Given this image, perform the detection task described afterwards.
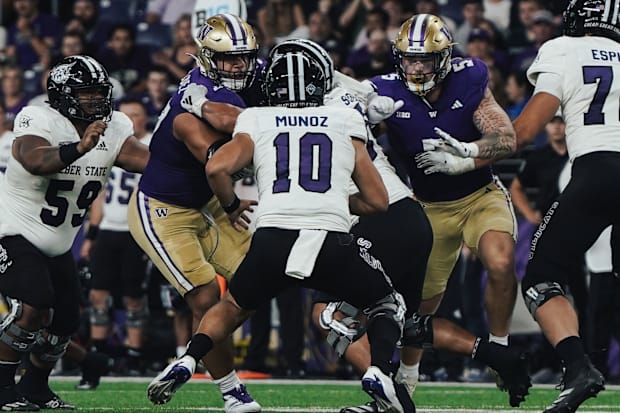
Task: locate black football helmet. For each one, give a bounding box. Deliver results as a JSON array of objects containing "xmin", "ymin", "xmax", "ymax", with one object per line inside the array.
[
  {"xmin": 47, "ymin": 55, "xmax": 113, "ymax": 122},
  {"xmin": 268, "ymin": 38, "xmax": 334, "ymax": 91},
  {"xmin": 263, "ymin": 52, "xmax": 326, "ymax": 108},
  {"xmin": 563, "ymin": 0, "xmax": 620, "ymax": 42}
]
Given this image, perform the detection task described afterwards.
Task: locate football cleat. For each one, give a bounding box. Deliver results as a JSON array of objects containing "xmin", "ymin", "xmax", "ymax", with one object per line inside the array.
[
  {"xmin": 147, "ymin": 355, "xmax": 196, "ymax": 405},
  {"xmin": 75, "ymin": 350, "xmax": 114, "ymax": 390},
  {"xmin": 28, "ymin": 394, "xmax": 75, "ymax": 410},
  {"xmin": 0, "ymin": 385, "xmax": 40, "ymax": 411},
  {"xmin": 222, "ymin": 384, "xmax": 262, "ymax": 412},
  {"xmin": 340, "ymin": 400, "xmax": 381, "ymax": 413},
  {"xmin": 543, "ymin": 356, "xmax": 605, "ymax": 413},
  {"xmin": 488, "ymin": 348, "xmax": 532, "ymax": 407},
  {"xmin": 361, "ymin": 366, "xmax": 415, "ymax": 413}
]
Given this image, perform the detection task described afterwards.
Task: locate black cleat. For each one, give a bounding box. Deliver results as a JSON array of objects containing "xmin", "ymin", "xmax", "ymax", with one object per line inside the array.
[
  {"xmin": 340, "ymin": 400, "xmax": 381, "ymax": 412},
  {"xmin": 0, "ymin": 385, "xmax": 40, "ymax": 411},
  {"xmin": 26, "ymin": 393, "xmax": 75, "ymax": 410},
  {"xmin": 490, "ymin": 350, "xmax": 532, "ymax": 407},
  {"xmin": 543, "ymin": 356, "xmax": 605, "ymax": 413},
  {"xmin": 75, "ymin": 351, "xmax": 113, "ymax": 390}
]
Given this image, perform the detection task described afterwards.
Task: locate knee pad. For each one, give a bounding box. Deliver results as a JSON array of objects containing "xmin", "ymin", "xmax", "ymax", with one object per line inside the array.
[
  {"xmin": 401, "ymin": 313, "xmax": 434, "ymax": 349},
  {"xmin": 523, "ymin": 281, "xmax": 565, "ymax": 319},
  {"xmin": 319, "ymin": 301, "xmax": 365, "ymax": 357},
  {"xmin": 0, "ymin": 298, "xmax": 39, "ymax": 352},
  {"xmin": 32, "ymin": 333, "xmax": 70, "ymax": 363},
  {"xmin": 126, "ymin": 307, "xmax": 149, "ymax": 329},
  {"xmin": 89, "ymin": 305, "xmax": 110, "ymax": 327},
  {"xmin": 363, "ymin": 291, "xmax": 406, "ymax": 332}
]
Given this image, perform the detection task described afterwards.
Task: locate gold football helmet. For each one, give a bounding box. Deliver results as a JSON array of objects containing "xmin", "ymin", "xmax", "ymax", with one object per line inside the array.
[
  {"xmin": 393, "ymin": 14, "xmax": 454, "ymax": 96},
  {"xmin": 193, "ymin": 13, "xmax": 258, "ymax": 91}
]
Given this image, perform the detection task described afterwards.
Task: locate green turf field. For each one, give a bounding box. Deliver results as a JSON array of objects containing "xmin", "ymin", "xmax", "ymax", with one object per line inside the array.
[{"xmin": 49, "ymin": 378, "xmax": 620, "ymax": 412}]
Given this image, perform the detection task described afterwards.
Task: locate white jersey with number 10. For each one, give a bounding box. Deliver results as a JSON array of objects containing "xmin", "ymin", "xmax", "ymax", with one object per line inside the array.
[{"xmin": 234, "ymin": 105, "xmax": 367, "ymax": 233}]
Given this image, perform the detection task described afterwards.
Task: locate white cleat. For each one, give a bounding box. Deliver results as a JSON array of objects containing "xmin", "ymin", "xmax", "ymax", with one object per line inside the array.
[
  {"xmin": 362, "ymin": 366, "xmax": 415, "ymax": 413},
  {"xmin": 222, "ymin": 384, "xmax": 262, "ymax": 412},
  {"xmin": 147, "ymin": 355, "xmax": 196, "ymax": 405}
]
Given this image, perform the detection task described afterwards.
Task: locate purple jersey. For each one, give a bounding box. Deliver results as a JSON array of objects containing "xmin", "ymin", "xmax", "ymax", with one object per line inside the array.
[
  {"xmin": 139, "ymin": 68, "xmax": 246, "ymax": 209},
  {"xmin": 371, "ymin": 57, "xmax": 493, "ymax": 202}
]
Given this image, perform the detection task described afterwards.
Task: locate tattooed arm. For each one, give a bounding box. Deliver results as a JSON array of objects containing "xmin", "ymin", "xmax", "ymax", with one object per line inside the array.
[{"xmin": 471, "ymin": 88, "xmax": 517, "ymax": 160}]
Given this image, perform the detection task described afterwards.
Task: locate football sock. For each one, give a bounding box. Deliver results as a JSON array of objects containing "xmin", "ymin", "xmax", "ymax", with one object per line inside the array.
[
  {"xmin": 489, "ymin": 334, "xmax": 509, "ymax": 346},
  {"xmin": 214, "ymin": 370, "xmax": 242, "ymax": 394}
]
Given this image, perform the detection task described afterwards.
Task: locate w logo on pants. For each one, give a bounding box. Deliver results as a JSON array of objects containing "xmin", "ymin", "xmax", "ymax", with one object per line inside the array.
[{"xmin": 155, "ymin": 208, "xmax": 168, "ymax": 218}]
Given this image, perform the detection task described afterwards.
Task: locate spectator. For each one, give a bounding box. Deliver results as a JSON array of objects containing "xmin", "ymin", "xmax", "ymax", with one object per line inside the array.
[
  {"xmin": 257, "ymin": 0, "xmax": 307, "ymax": 48},
  {"xmin": 307, "ymin": 11, "xmax": 339, "ymax": 50},
  {"xmin": 327, "ymin": 0, "xmax": 375, "ymax": 46},
  {"xmin": 510, "ymin": 9, "xmax": 558, "ymax": 72},
  {"xmin": 351, "ymin": 6, "xmax": 389, "ymax": 50},
  {"xmin": 0, "ymin": 102, "xmax": 15, "ymax": 173},
  {"xmin": 509, "ymin": 115, "xmax": 567, "ymax": 226},
  {"xmin": 487, "ymin": 65, "xmax": 508, "ymax": 109},
  {"xmin": 242, "ymin": 289, "xmax": 306, "ymax": 378},
  {"xmin": 344, "ymin": 28, "xmax": 393, "ymax": 80},
  {"xmin": 54, "ymin": 31, "xmax": 86, "ymax": 65},
  {"xmin": 151, "ymin": 14, "xmax": 195, "ymax": 84},
  {"xmin": 415, "ymin": 0, "xmax": 457, "ymax": 33},
  {"xmin": 126, "ymin": 66, "xmax": 171, "ymax": 131},
  {"xmin": 145, "ymin": 0, "xmax": 195, "ymax": 26},
  {"xmin": 65, "ymin": 0, "xmax": 110, "ymax": 56},
  {"xmin": 483, "ymin": 0, "xmax": 512, "ymax": 33},
  {"xmin": 381, "ymin": 0, "xmax": 407, "ymax": 40},
  {"xmin": 465, "ymin": 28, "xmax": 509, "ymax": 75},
  {"xmin": 507, "ymin": 0, "xmax": 545, "ymax": 49},
  {"xmin": 0, "ymin": 65, "xmax": 30, "ymax": 129},
  {"xmin": 80, "ymin": 99, "xmax": 152, "ymax": 376},
  {"xmin": 5, "ymin": 0, "xmax": 62, "ymax": 71},
  {"xmin": 504, "ymin": 70, "xmax": 532, "ymax": 120},
  {"xmin": 454, "ymin": 0, "xmax": 485, "ymax": 48},
  {"xmin": 97, "ymin": 24, "xmax": 153, "ymax": 93}
]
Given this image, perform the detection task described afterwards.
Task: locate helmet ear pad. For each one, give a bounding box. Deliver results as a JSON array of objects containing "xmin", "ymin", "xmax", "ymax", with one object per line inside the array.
[{"xmin": 47, "ymin": 55, "xmax": 113, "ymax": 122}]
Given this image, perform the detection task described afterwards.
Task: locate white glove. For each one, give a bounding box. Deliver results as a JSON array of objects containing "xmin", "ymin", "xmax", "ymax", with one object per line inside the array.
[
  {"xmin": 415, "ymin": 150, "xmax": 475, "ymax": 175},
  {"xmin": 180, "ymin": 83, "xmax": 209, "ymax": 117},
  {"xmin": 432, "ymin": 127, "xmax": 479, "ymax": 158},
  {"xmin": 366, "ymin": 93, "xmax": 405, "ymax": 124}
]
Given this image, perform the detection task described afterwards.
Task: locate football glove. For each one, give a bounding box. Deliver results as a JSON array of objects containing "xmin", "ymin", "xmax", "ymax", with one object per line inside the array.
[
  {"xmin": 426, "ymin": 127, "xmax": 479, "ymax": 158},
  {"xmin": 415, "ymin": 150, "xmax": 475, "ymax": 175},
  {"xmin": 180, "ymin": 83, "xmax": 208, "ymax": 117},
  {"xmin": 366, "ymin": 93, "xmax": 404, "ymax": 124}
]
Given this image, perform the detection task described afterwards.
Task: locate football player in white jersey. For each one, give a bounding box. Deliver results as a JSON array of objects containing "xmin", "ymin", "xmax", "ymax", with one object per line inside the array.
[
  {"xmin": 271, "ymin": 39, "xmax": 530, "ymax": 413},
  {"xmin": 511, "ymin": 1, "xmax": 618, "ymax": 411},
  {"xmin": 80, "ymin": 99, "xmax": 153, "ymax": 381},
  {"xmin": 0, "ymin": 102, "xmax": 15, "ymax": 174},
  {"xmin": 0, "ymin": 55, "xmax": 149, "ymax": 410},
  {"xmin": 147, "ymin": 51, "xmax": 416, "ymax": 413}
]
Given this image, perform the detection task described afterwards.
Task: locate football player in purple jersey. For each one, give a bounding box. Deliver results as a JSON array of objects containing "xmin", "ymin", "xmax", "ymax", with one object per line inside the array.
[
  {"xmin": 370, "ymin": 13, "xmax": 519, "ymax": 395},
  {"xmin": 127, "ymin": 13, "xmax": 261, "ymax": 413}
]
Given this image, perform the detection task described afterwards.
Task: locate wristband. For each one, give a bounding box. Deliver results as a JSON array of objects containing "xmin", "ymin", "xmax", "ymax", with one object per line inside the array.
[
  {"xmin": 59, "ymin": 142, "xmax": 82, "ymax": 165},
  {"xmin": 85, "ymin": 225, "xmax": 99, "ymax": 240},
  {"xmin": 223, "ymin": 195, "xmax": 240, "ymax": 214}
]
